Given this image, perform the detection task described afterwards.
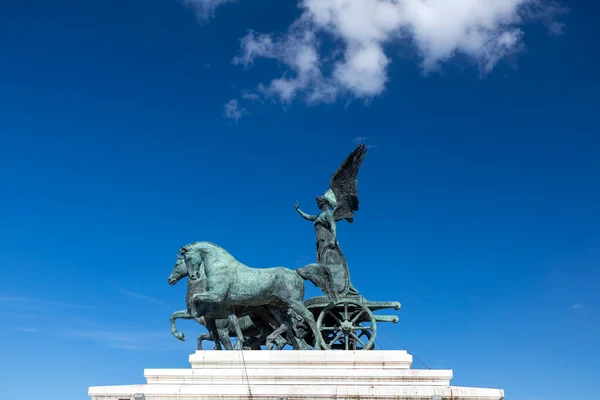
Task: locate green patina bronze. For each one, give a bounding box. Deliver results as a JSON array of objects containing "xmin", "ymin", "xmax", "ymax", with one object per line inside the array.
[
  {"xmin": 168, "ymin": 144, "xmax": 401, "ymax": 351},
  {"xmin": 295, "ymin": 144, "xmax": 367, "ymax": 300}
]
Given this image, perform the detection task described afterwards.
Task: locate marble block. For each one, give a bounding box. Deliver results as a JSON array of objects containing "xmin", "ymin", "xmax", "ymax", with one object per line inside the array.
[{"xmin": 88, "ymin": 350, "xmax": 504, "ymax": 400}]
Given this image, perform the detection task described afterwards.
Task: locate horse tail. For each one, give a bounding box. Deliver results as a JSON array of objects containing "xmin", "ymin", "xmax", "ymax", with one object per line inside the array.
[
  {"xmin": 296, "ymin": 269, "xmax": 308, "ymax": 281},
  {"xmin": 296, "ymin": 266, "xmax": 337, "ymax": 301}
]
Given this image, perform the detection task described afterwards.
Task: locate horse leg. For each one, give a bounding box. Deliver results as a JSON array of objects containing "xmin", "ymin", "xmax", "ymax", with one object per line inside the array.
[
  {"xmin": 247, "ymin": 327, "xmax": 268, "ymax": 350},
  {"xmin": 227, "ymin": 312, "xmax": 246, "ymax": 350},
  {"xmin": 266, "ymin": 323, "xmax": 288, "ymax": 350},
  {"xmin": 266, "ymin": 308, "xmax": 298, "ymax": 350},
  {"xmin": 246, "ymin": 335, "xmax": 263, "ymax": 350},
  {"xmin": 280, "ymin": 311, "xmax": 301, "ymax": 350},
  {"xmin": 218, "ymin": 322, "xmax": 234, "ymax": 350},
  {"xmin": 170, "ymin": 310, "xmax": 193, "ymax": 341},
  {"xmin": 205, "ymin": 317, "xmax": 223, "ymax": 350},
  {"xmin": 270, "ymin": 308, "xmax": 300, "ymax": 350},
  {"xmin": 197, "ymin": 332, "xmax": 212, "ymax": 350},
  {"xmin": 189, "ymin": 291, "xmax": 232, "ymax": 350},
  {"xmin": 247, "ymin": 313, "xmax": 272, "ymax": 350},
  {"xmin": 294, "ymin": 323, "xmax": 312, "ymax": 350},
  {"xmin": 288, "ymin": 310, "xmax": 311, "ymax": 350},
  {"xmin": 275, "ymin": 335, "xmax": 288, "ymax": 350},
  {"xmin": 289, "ymin": 302, "xmax": 322, "ymax": 350}
]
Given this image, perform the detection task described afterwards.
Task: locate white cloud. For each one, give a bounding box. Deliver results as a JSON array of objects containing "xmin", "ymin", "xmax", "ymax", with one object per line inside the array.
[
  {"xmin": 234, "ymin": 26, "xmax": 338, "ymax": 104},
  {"xmin": 570, "ymin": 303, "xmax": 584, "ymax": 309},
  {"xmin": 223, "ymin": 99, "xmax": 248, "ymax": 121},
  {"xmin": 224, "ymin": 0, "xmax": 565, "ymax": 103},
  {"xmin": 183, "ymin": 0, "xmax": 235, "ymax": 19}
]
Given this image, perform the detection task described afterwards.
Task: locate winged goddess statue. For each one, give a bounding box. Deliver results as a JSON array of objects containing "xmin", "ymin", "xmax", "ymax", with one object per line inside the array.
[{"xmin": 295, "ymin": 144, "xmax": 368, "ymax": 300}]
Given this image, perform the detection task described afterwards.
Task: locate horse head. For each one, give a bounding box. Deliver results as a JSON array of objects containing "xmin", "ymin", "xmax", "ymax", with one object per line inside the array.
[
  {"xmin": 168, "ymin": 255, "xmax": 188, "ymax": 285},
  {"xmin": 178, "ymin": 245, "xmax": 207, "ymax": 281}
]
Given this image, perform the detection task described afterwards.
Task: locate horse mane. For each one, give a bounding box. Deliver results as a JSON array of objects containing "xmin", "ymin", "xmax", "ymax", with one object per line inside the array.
[
  {"xmin": 181, "ymin": 241, "xmax": 235, "ymax": 261},
  {"xmin": 185, "ymin": 241, "xmax": 226, "ymax": 251}
]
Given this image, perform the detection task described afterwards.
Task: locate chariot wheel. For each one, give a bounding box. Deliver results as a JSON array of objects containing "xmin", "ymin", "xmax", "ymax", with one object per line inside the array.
[{"xmin": 316, "ymin": 299, "xmax": 376, "ymax": 350}]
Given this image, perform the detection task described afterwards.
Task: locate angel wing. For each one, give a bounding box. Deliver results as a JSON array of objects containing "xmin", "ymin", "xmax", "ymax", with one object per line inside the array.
[{"xmin": 330, "ymin": 144, "xmax": 368, "ymax": 222}]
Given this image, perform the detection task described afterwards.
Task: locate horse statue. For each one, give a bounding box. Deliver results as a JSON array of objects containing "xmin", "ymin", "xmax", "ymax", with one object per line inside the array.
[
  {"xmin": 169, "ymin": 255, "xmax": 292, "ymax": 350},
  {"xmin": 169, "ymin": 268, "xmax": 306, "ymax": 350},
  {"xmin": 174, "ymin": 241, "xmax": 323, "ymax": 350},
  {"xmin": 168, "ymin": 250, "xmax": 316, "ymax": 349}
]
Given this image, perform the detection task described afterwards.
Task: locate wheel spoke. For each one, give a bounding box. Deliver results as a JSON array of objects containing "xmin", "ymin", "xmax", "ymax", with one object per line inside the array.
[
  {"xmin": 327, "ymin": 310, "xmax": 343, "ymax": 325},
  {"xmin": 358, "ymin": 325, "xmax": 373, "ymax": 330},
  {"xmin": 345, "ymin": 334, "xmax": 349, "ymax": 350},
  {"xmin": 358, "ymin": 330, "xmax": 371, "ymax": 339},
  {"xmin": 329, "ymin": 332, "xmax": 343, "ymax": 345},
  {"xmin": 344, "ymin": 303, "xmax": 349, "ymax": 320},
  {"xmin": 350, "ymin": 332, "xmax": 366, "ymax": 348},
  {"xmin": 351, "ymin": 309, "xmax": 365, "ymax": 324},
  {"xmin": 320, "ymin": 326, "xmax": 337, "ymax": 331}
]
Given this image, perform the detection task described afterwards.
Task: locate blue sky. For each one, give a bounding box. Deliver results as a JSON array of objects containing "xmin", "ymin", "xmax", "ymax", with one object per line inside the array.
[{"xmin": 0, "ymin": 0, "xmax": 598, "ymax": 399}]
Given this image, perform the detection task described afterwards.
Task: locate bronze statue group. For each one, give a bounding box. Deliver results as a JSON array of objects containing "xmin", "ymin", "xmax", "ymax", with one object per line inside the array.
[{"xmin": 168, "ymin": 145, "xmax": 370, "ymax": 351}]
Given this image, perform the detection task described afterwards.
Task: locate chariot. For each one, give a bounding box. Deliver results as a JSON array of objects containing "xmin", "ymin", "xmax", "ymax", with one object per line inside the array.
[
  {"xmin": 304, "ymin": 294, "xmax": 401, "ymax": 350},
  {"xmin": 169, "ymin": 144, "xmax": 403, "ymax": 352}
]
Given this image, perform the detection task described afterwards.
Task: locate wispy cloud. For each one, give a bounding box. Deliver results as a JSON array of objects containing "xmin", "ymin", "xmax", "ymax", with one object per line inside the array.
[
  {"xmin": 570, "ymin": 303, "xmax": 584, "ymax": 309},
  {"xmin": 0, "ymin": 294, "xmax": 94, "ymax": 310},
  {"xmin": 183, "ymin": 0, "xmax": 236, "ymax": 20},
  {"xmin": 11, "ymin": 326, "xmax": 38, "ymax": 333},
  {"xmin": 52, "ymin": 327, "xmax": 176, "ymax": 350},
  {"xmin": 1, "ymin": 303, "xmax": 47, "ymax": 312},
  {"xmin": 66, "ymin": 329, "xmax": 139, "ymax": 343},
  {"xmin": 108, "ymin": 344, "xmax": 142, "ymax": 350},
  {"xmin": 353, "ymin": 136, "xmax": 376, "ymax": 149},
  {"xmin": 241, "ymin": 91, "xmax": 263, "ymax": 104},
  {"xmin": 548, "ymin": 21, "xmax": 566, "ymax": 35},
  {"xmin": 223, "ymin": 99, "xmax": 248, "ymax": 121},
  {"xmin": 9, "ymin": 324, "xmax": 156, "ymax": 350},
  {"xmin": 114, "ymin": 286, "xmax": 164, "ymax": 305},
  {"xmin": 2, "ymin": 296, "xmax": 181, "ymax": 351}
]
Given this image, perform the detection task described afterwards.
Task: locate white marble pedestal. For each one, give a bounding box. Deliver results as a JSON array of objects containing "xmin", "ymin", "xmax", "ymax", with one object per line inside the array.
[{"xmin": 88, "ymin": 350, "xmax": 504, "ymax": 400}]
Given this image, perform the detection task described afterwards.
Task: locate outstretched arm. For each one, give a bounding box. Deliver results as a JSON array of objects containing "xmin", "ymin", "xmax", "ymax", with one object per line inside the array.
[{"xmin": 295, "ymin": 202, "xmax": 318, "ymax": 221}]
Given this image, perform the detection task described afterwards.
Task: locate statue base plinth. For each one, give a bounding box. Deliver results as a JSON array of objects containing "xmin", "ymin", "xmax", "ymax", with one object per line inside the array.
[{"xmin": 88, "ymin": 350, "xmax": 504, "ymax": 399}]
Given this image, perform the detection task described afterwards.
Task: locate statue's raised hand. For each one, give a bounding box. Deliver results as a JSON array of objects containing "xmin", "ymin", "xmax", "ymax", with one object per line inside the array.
[{"xmin": 294, "ymin": 201, "xmax": 317, "ymax": 221}]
